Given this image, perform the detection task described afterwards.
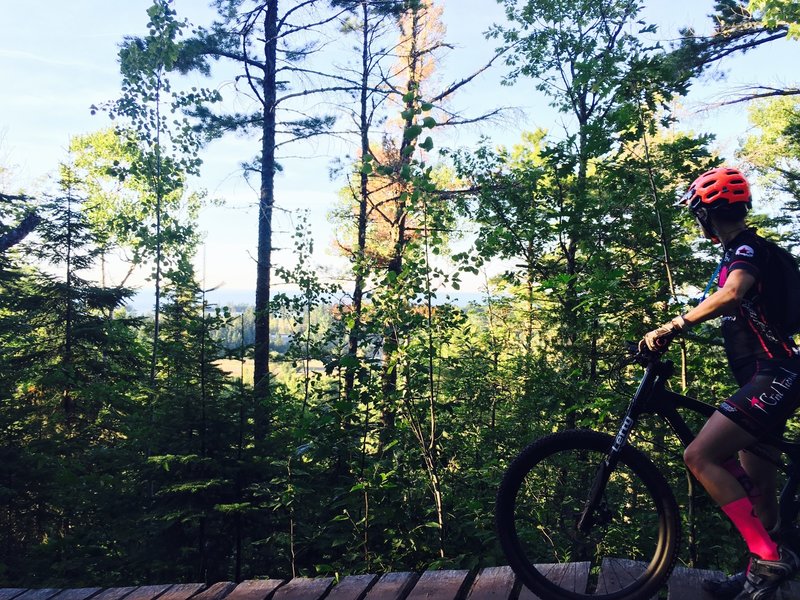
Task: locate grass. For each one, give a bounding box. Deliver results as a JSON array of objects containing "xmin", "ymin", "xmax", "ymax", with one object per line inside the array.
[{"xmin": 214, "ymin": 357, "xmax": 326, "ymax": 386}]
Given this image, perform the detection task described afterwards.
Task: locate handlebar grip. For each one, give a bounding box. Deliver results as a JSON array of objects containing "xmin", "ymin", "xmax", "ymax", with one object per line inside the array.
[
  {"xmin": 654, "ymin": 336, "xmax": 670, "ymax": 348},
  {"xmin": 626, "ymin": 340, "xmax": 667, "ymax": 366}
]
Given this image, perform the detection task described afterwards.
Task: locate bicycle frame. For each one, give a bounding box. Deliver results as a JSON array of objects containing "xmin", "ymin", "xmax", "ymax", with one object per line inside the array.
[
  {"xmin": 601, "ymin": 351, "xmax": 800, "ymax": 537},
  {"xmin": 500, "ymin": 350, "xmax": 800, "ymax": 600}
]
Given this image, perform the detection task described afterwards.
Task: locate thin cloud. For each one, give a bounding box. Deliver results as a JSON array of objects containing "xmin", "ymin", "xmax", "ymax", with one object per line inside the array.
[{"xmin": 0, "ymin": 48, "xmax": 115, "ymax": 74}]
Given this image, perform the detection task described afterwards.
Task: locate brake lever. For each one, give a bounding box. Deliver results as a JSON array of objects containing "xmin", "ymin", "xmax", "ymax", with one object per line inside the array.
[{"xmin": 624, "ymin": 341, "xmax": 663, "ymax": 366}]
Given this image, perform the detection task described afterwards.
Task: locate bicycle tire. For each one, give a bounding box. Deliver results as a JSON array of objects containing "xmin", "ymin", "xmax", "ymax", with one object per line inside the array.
[{"xmin": 496, "ymin": 429, "xmax": 681, "ymax": 600}]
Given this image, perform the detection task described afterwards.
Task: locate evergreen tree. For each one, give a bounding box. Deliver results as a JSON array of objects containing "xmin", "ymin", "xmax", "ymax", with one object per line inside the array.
[
  {"xmin": 174, "ymin": 0, "xmax": 344, "ymax": 405},
  {"xmin": 1, "ymin": 163, "xmax": 146, "ymax": 585},
  {"xmin": 140, "ymin": 268, "xmax": 252, "ymax": 583}
]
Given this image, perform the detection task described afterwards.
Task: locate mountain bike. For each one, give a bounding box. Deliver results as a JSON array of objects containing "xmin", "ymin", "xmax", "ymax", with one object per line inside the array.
[{"xmin": 495, "ymin": 344, "xmax": 800, "ymax": 600}]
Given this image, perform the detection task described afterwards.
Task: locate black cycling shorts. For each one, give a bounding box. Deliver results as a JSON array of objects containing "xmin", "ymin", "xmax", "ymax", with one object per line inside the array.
[{"xmin": 718, "ymin": 358, "xmax": 800, "ymax": 439}]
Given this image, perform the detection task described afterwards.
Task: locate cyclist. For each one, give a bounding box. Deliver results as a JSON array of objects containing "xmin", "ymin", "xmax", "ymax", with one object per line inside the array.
[{"xmin": 640, "ymin": 166, "xmax": 800, "ymax": 600}]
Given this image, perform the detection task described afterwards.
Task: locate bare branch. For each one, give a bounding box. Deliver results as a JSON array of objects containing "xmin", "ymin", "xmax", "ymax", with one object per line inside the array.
[
  {"xmin": 436, "ymin": 108, "xmax": 507, "ymax": 127},
  {"xmin": 686, "ymin": 27, "xmax": 788, "ymax": 69},
  {"xmin": 276, "ymin": 85, "xmax": 361, "ymax": 106},
  {"xmin": 0, "ymin": 212, "xmax": 40, "ymax": 253},
  {"xmin": 278, "ymin": 3, "xmax": 350, "ymax": 40},
  {"xmin": 275, "ymin": 65, "xmax": 361, "ymax": 87},
  {"xmin": 204, "ymin": 46, "xmax": 265, "ymax": 71},
  {"xmin": 241, "ymin": 15, "xmax": 266, "ymax": 106},
  {"xmin": 712, "ymin": 85, "xmax": 800, "ymax": 107},
  {"xmin": 429, "ymin": 44, "xmax": 515, "ymax": 104}
]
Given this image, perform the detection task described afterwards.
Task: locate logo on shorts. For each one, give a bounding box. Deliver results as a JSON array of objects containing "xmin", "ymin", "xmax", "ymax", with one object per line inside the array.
[
  {"xmin": 750, "ymin": 396, "xmax": 768, "ymax": 414},
  {"xmin": 720, "ymin": 402, "xmax": 737, "ymax": 413},
  {"xmin": 735, "ymin": 245, "xmax": 755, "ymax": 257},
  {"xmin": 748, "ymin": 368, "xmax": 799, "ymax": 416}
]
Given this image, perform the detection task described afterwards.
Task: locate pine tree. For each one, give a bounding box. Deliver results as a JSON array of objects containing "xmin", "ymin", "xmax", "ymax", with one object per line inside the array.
[{"xmin": 1, "ymin": 162, "xmax": 146, "ymax": 585}]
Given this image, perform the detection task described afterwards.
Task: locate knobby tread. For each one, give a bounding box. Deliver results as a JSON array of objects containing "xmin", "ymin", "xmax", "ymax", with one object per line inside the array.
[{"xmin": 496, "ymin": 429, "xmax": 681, "ymax": 600}]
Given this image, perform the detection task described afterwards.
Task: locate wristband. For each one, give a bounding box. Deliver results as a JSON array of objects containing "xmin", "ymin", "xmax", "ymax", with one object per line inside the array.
[{"xmin": 670, "ymin": 315, "xmax": 690, "ymax": 332}]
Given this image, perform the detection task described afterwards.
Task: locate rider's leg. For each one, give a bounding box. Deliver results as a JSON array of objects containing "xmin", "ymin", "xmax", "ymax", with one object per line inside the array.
[
  {"xmin": 685, "ymin": 411, "xmax": 761, "ymax": 505},
  {"xmin": 684, "ymin": 411, "xmax": 779, "ymax": 561},
  {"xmin": 739, "ymin": 447, "xmax": 780, "ymax": 532}
]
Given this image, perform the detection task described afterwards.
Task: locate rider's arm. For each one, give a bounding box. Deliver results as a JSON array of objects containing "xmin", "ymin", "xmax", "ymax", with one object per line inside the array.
[
  {"xmin": 642, "ymin": 267, "xmax": 757, "ymax": 350},
  {"xmin": 679, "ymin": 268, "xmax": 756, "ymax": 329}
]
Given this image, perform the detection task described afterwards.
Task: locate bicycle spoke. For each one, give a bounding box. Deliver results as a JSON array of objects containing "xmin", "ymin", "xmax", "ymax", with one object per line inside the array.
[
  {"xmin": 498, "ymin": 430, "xmax": 679, "ymax": 599},
  {"xmin": 596, "ymin": 558, "xmax": 645, "ymax": 594}
]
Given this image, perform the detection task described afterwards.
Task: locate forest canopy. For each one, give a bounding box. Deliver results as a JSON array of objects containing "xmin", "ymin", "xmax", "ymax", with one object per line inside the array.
[{"xmin": 1, "ymin": 0, "xmax": 799, "ymax": 587}]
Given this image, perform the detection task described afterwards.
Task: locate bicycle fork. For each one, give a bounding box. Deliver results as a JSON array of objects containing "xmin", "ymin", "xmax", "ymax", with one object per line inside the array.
[
  {"xmin": 577, "ymin": 414, "xmax": 637, "ymax": 533},
  {"xmin": 576, "ymin": 360, "xmax": 660, "ymax": 533}
]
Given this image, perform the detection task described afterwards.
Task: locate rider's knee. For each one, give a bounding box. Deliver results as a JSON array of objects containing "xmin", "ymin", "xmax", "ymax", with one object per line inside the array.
[{"xmin": 683, "ymin": 443, "xmax": 703, "ymax": 475}]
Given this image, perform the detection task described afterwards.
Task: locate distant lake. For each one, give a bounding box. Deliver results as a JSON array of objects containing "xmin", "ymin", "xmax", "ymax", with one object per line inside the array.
[{"xmin": 124, "ymin": 287, "xmax": 492, "ymax": 314}]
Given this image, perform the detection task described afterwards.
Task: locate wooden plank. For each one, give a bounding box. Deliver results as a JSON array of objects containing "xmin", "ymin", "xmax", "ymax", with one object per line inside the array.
[
  {"xmin": 90, "ymin": 589, "xmax": 137, "ymax": 600},
  {"xmin": 324, "ymin": 575, "xmax": 378, "ymax": 600},
  {"xmin": 596, "ymin": 558, "xmax": 646, "ymax": 595},
  {"xmin": 50, "ymin": 589, "xmax": 102, "ymax": 600},
  {"xmin": 405, "ymin": 570, "xmax": 471, "ymax": 600},
  {"xmin": 155, "ymin": 585, "xmax": 206, "ymax": 600},
  {"xmin": 123, "ymin": 586, "xmax": 174, "ymax": 600},
  {"xmin": 224, "ymin": 580, "xmax": 286, "ymax": 600},
  {"xmin": 271, "ymin": 578, "xmax": 333, "ymax": 600},
  {"xmin": 190, "ymin": 583, "xmax": 236, "ymax": 600},
  {"xmin": 362, "ymin": 572, "xmax": 418, "ymax": 600},
  {"xmin": 14, "ymin": 590, "xmax": 61, "ymax": 600},
  {"xmin": 667, "ymin": 565, "xmax": 726, "ymax": 600},
  {"xmin": 518, "ymin": 562, "xmax": 591, "ymax": 600},
  {"xmin": 465, "ymin": 567, "xmax": 514, "ymax": 600},
  {"xmin": 0, "ymin": 591, "xmax": 28, "ymax": 600}
]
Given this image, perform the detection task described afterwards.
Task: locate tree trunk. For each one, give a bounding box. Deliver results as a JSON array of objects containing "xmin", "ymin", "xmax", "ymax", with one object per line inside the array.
[
  {"xmin": 344, "ymin": 0, "xmax": 372, "ymax": 401},
  {"xmin": 254, "ymin": 0, "xmax": 279, "ymax": 424},
  {"xmin": 64, "ymin": 184, "xmax": 75, "ymax": 422},
  {"xmin": 424, "ymin": 455, "xmax": 446, "ymax": 559},
  {"xmin": 0, "ymin": 212, "xmax": 39, "ymax": 253}
]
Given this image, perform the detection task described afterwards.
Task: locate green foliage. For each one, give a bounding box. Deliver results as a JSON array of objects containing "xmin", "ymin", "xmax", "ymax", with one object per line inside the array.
[
  {"xmin": 740, "ymin": 98, "xmax": 800, "ymax": 242},
  {"xmin": 0, "ymin": 163, "xmax": 147, "ymax": 585},
  {"xmin": 69, "ymin": 128, "xmax": 203, "ymax": 271},
  {"xmin": 102, "ymin": 1, "xmax": 219, "ymax": 180},
  {"xmin": 4, "ymin": 0, "xmax": 799, "ymax": 587},
  {"xmin": 750, "ymin": 0, "xmax": 800, "ymax": 37},
  {"xmin": 89, "ymin": 0, "xmax": 218, "ymax": 279},
  {"xmin": 135, "ymin": 276, "xmax": 261, "ymax": 583}
]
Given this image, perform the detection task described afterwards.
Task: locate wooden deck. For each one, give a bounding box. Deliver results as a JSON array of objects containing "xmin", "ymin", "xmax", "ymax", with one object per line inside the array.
[{"xmin": 2, "ymin": 563, "xmax": 800, "ymax": 600}]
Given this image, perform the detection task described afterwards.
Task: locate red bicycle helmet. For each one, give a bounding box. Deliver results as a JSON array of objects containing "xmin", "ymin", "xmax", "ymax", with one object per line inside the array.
[{"xmin": 680, "ymin": 167, "xmax": 752, "ymax": 211}]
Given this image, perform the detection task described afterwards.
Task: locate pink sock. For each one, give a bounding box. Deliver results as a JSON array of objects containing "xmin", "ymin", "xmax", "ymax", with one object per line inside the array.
[{"xmin": 721, "ymin": 496, "xmax": 779, "ymax": 561}]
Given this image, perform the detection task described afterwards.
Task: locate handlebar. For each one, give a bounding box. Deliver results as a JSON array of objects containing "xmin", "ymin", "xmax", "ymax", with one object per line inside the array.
[{"xmin": 625, "ymin": 341, "xmax": 667, "ymax": 367}]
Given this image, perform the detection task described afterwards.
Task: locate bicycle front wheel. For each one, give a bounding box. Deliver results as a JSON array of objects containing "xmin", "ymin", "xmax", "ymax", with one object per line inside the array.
[{"xmin": 496, "ymin": 429, "xmax": 680, "ymax": 600}]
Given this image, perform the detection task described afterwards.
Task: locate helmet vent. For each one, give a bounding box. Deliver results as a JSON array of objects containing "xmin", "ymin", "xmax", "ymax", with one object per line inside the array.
[{"xmin": 684, "ymin": 167, "xmax": 752, "ymax": 210}]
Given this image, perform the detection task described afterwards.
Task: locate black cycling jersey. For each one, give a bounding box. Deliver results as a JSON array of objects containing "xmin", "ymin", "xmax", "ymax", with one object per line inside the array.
[{"xmin": 718, "ymin": 229, "xmax": 800, "ymax": 385}]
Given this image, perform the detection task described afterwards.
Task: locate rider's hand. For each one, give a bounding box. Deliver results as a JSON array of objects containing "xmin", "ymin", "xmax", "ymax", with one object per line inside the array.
[{"xmin": 639, "ymin": 316, "xmax": 689, "ymax": 352}]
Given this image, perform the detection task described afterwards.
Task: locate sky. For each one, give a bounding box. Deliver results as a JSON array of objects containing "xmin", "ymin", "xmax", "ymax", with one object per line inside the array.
[{"xmin": 1, "ymin": 0, "xmax": 798, "ymax": 308}]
